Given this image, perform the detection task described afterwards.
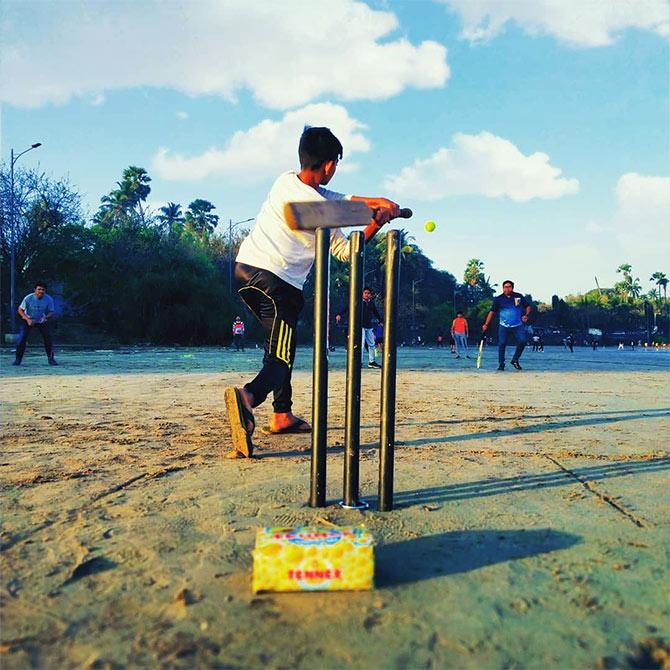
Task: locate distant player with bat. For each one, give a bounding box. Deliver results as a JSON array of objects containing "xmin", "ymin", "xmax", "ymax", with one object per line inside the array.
[
  {"xmin": 224, "ymin": 126, "xmax": 404, "ymax": 457},
  {"xmin": 476, "ymin": 337, "xmax": 485, "ymax": 369}
]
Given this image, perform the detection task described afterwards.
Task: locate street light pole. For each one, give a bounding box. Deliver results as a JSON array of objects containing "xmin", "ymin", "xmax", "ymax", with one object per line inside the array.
[
  {"xmin": 411, "ymin": 278, "xmax": 423, "ymax": 336},
  {"xmin": 228, "ymin": 217, "xmax": 254, "ymax": 294},
  {"xmin": 9, "ymin": 143, "xmax": 42, "ymax": 333}
]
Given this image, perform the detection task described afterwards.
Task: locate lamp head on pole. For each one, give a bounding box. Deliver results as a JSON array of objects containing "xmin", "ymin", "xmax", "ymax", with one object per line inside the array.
[{"xmin": 31, "ymin": 143, "xmax": 42, "ymax": 149}]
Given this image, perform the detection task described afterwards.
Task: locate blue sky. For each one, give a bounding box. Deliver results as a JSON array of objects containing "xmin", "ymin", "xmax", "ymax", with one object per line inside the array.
[{"xmin": 1, "ymin": 0, "xmax": 668, "ymax": 301}]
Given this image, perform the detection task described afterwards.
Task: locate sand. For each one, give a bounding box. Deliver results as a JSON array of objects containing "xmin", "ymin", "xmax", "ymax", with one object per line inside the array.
[{"xmin": 1, "ymin": 346, "xmax": 669, "ymax": 668}]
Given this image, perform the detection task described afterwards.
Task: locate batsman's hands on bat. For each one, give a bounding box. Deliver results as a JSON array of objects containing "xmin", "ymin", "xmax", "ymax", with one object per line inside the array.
[
  {"xmin": 371, "ymin": 201, "xmax": 400, "ymax": 227},
  {"xmin": 374, "ymin": 209, "xmax": 395, "ymax": 226},
  {"xmin": 366, "ymin": 198, "xmax": 400, "ymax": 217},
  {"xmin": 482, "ymin": 324, "xmax": 488, "ymax": 333}
]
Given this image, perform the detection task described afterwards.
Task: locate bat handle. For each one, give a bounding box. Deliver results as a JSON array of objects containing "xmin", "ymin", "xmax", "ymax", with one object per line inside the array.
[{"xmin": 369, "ymin": 206, "xmax": 413, "ymax": 225}]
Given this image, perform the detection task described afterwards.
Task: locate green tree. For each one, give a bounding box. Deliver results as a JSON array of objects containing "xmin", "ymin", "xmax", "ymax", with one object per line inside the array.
[
  {"xmin": 616, "ymin": 263, "xmax": 632, "ymax": 278},
  {"xmin": 647, "ymin": 288, "xmax": 661, "ymax": 308},
  {"xmin": 614, "ymin": 263, "xmax": 642, "ymax": 303},
  {"xmin": 462, "ymin": 258, "xmax": 495, "ymax": 306},
  {"xmin": 157, "ymin": 202, "xmax": 184, "ymax": 238},
  {"xmin": 184, "ymin": 199, "xmax": 219, "ymax": 238},
  {"xmin": 627, "ymin": 275, "xmax": 642, "ymax": 300},
  {"xmin": 464, "ymin": 258, "xmax": 485, "ymax": 287},
  {"xmin": 0, "ymin": 165, "xmax": 86, "ymax": 330},
  {"xmin": 650, "ymin": 271, "xmax": 668, "ymax": 305},
  {"xmin": 94, "ymin": 166, "xmax": 152, "ymax": 229},
  {"xmin": 650, "ymin": 271, "xmax": 669, "ymax": 341}
]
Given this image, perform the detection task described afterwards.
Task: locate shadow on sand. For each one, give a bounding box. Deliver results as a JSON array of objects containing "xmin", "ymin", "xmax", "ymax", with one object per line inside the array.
[
  {"xmin": 375, "ymin": 528, "xmax": 580, "ymax": 587},
  {"xmin": 394, "ymin": 408, "xmax": 670, "ymax": 449},
  {"xmin": 389, "ymin": 456, "xmax": 670, "ymax": 508},
  {"xmin": 259, "ymin": 408, "xmax": 669, "ymax": 459},
  {"xmin": 389, "ymin": 406, "xmax": 670, "ymax": 431}
]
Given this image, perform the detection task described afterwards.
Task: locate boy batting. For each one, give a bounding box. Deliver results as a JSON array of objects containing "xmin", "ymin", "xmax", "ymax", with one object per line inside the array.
[{"xmin": 225, "ymin": 126, "xmax": 401, "ymax": 457}]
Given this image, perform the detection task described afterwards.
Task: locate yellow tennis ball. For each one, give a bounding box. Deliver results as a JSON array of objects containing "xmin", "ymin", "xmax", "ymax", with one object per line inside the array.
[{"xmin": 425, "ymin": 220, "xmax": 436, "ymax": 232}]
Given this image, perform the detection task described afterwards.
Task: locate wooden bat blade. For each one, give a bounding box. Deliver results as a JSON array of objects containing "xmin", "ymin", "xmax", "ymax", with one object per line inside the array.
[
  {"xmin": 476, "ymin": 339, "xmax": 484, "ymax": 369},
  {"xmin": 285, "ymin": 200, "xmax": 373, "ymax": 231}
]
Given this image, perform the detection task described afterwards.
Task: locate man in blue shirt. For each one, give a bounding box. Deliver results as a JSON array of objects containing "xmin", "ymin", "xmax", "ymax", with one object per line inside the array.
[
  {"xmin": 13, "ymin": 281, "xmax": 58, "ymax": 366},
  {"xmin": 482, "ymin": 280, "xmax": 531, "ymax": 371}
]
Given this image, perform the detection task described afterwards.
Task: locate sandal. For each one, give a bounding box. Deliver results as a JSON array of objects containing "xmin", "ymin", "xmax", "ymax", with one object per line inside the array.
[
  {"xmin": 224, "ymin": 387, "xmax": 255, "ymax": 457},
  {"xmin": 261, "ymin": 418, "xmax": 312, "ymax": 435}
]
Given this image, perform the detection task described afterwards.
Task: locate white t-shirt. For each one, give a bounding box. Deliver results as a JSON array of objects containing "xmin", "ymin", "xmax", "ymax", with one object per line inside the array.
[{"xmin": 236, "ymin": 171, "xmax": 351, "ymax": 289}]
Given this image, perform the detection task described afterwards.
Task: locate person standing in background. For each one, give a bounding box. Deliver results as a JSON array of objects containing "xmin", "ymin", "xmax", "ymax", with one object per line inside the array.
[
  {"xmin": 232, "ymin": 316, "xmax": 245, "ymax": 351},
  {"xmin": 362, "ymin": 287, "xmax": 382, "ymax": 369},
  {"xmin": 451, "ymin": 311, "xmax": 470, "ymax": 359},
  {"xmin": 13, "ymin": 281, "xmax": 58, "ymax": 366}
]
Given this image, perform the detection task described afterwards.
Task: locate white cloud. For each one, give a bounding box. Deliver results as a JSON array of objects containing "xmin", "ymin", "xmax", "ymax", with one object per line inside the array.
[
  {"xmin": 0, "ymin": 0, "xmax": 449, "ymax": 109},
  {"xmin": 383, "ymin": 131, "xmax": 579, "ymax": 202},
  {"xmin": 611, "ymin": 173, "xmax": 670, "ymax": 261},
  {"xmin": 176, "ymin": 111, "xmax": 189, "ymax": 121},
  {"xmin": 441, "ymin": 0, "xmax": 670, "ymax": 47},
  {"xmin": 152, "ymin": 103, "xmax": 369, "ymax": 182}
]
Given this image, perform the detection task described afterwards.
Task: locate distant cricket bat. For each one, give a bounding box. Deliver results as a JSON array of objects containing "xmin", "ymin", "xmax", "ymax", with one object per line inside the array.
[
  {"xmin": 285, "ymin": 200, "xmax": 412, "ymax": 231},
  {"xmin": 476, "ymin": 338, "xmax": 484, "ymax": 369}
]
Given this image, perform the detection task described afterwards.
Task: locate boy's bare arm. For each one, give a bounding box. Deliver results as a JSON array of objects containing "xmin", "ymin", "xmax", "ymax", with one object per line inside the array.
[{"xmin": 351, "ymin": 196, "xmax": 399, "ymax": 213}]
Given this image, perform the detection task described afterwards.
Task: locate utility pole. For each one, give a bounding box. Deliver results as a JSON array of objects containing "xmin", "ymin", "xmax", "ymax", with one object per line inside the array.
[
  {"xmin": 412, "ymin": 278, "xmax": 423, "ymax": 335},
  {"xmin": 9, "ymin": 143, "xmax": 42, "ymax": 333}
]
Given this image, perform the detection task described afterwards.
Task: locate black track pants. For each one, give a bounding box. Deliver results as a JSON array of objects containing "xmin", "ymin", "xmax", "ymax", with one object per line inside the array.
[{"xmin": 235, "ymin": 263, "xmax": 304, "ymax": 413}]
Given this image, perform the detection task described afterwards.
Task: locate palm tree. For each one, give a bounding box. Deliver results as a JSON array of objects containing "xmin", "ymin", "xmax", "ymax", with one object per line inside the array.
[
  {"xmin": 647, "ymin": 288, "xmax": 661, "ymax": 309},
  {"xmin": 627, "ymin": 276, "xmax": 642, "ymax": 300},
  {"xmin": 184, "ymin": 199, "xmax": 218, "ymax": 237},
  {"xmin": 121, "ymin": 166, "xmax": 151, "ymax": 204},
  {"xmin": 157, "ymin": 202, "xmax": 184, "ymax": 238},
  {"xmin": 615, "ymin": 263, "xmax": 635, "ymax": 302},
  {"xmin": 464, "ymin": 259, "xmax": 485, "ymax": 287},
  {"xmin": 117, "ymin": 166, "xmax": 151, "ymax": 224},
  {"xmin": 650, "ymin": 271, "xmax": 668, "ymax": 305},
  {"xmin": 651, "ymin": 271, "xmax": 669, "ymax": 339},
  {"xmin": 617, "ymin": 263, "xmax": 632, "ymax": 279},
  {"xmin": 614, "ymin": 281, "xmax": 628, "ymax": 302},
  {"xmin": 462, "ymin": 259, "xmax": 495, "ymax": 303},
  {"xmin": 94, "ymin": 166, "xmax": 152, "ymax": 228},
  {"xmin": 615, "ymin": 275, "xmax": 641, "ymax": 303},
  {"xmin": 96, "ymin": 190, "xmax": 131, "ymax": 228}
]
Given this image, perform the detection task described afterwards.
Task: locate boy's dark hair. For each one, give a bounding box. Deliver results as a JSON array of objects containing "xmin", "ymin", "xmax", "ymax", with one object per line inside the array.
[
  {"xmin": 502, "ymin": 280, "xmax": 514, "ymax": 288},
  {"xmin": 35, "ymin": 281, "xmax": 47, "ymax": 290},
  {"xmin": 456, "ymin": 311, "xmax": 463, "ymax": 316},
  {"xmin": 363, "ymin": 286, "xmax": 373, "ymax": 293},
  {"xmin": 299, "ymin": 126, "xmax": 343, "ymax": 170}
]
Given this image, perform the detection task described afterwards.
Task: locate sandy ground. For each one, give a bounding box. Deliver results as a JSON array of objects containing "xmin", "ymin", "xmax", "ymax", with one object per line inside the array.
[{"xmin": 1, "ymin": 346, "xmax": 669, "ymax": 669}]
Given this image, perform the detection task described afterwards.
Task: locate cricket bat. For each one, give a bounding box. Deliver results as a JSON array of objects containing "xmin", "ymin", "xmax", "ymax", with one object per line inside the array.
[
  {"xmin": 285, "ymin": 200, "xmax": 412, "ymax": 231},
  {"xmin": 476, "ymin": 338, "xmax": 484, "ymax": 369}
]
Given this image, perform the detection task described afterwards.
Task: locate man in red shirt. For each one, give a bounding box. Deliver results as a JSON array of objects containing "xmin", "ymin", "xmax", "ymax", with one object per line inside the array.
[
  {"xmin": 451, "ymin": 311, "xmax": 470, "ymax": 359},
  {"xmin": 232, "ymin": 316, "xmax": 245, "ymax": 351}
]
